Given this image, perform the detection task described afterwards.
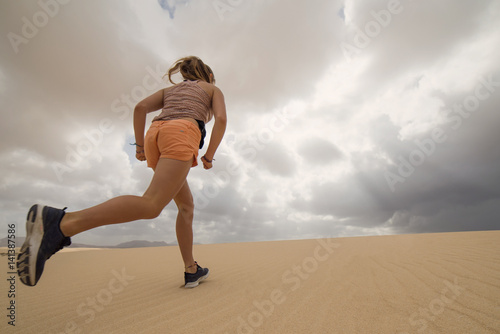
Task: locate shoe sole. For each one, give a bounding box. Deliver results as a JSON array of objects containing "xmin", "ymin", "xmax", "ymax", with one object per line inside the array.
[
  {"xmin": 17, "ymin": 205, "xmax": 44, "ymax": 286},
  {"xmin": 185, "ymin": 269, "xmax": 210, "ymax": 288}
]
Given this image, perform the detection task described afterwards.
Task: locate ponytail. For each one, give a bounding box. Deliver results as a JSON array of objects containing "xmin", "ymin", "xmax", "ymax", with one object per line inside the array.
[{"xmin": 165, "ymin": 56, "xmax": 215, "ymax": 84}]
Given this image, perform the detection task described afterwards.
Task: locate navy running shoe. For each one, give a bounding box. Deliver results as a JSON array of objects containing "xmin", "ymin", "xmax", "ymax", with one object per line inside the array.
[
  {"xmin": 17, "ymin": 205, "xmax": 71, "ymax": 286},
  {"xmin": 184, "ymin": 262, "xmax": 209, "ymax": 288}
]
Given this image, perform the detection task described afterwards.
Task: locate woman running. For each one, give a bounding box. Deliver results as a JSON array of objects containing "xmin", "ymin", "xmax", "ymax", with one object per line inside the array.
[{"xmin": 17, "ymin": 56, "xmax": 227, "ymax": 288}]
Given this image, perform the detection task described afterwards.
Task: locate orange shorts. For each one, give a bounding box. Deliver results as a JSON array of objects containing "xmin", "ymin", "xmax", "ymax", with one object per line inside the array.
[{"xmin": 144, "ymin": 119, "xmax": 201, "ymax": 169}]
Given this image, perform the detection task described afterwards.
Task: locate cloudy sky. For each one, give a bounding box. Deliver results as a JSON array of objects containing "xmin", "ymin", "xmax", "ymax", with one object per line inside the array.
[{"xmin": 1, "ymin": 0, "xmax": 499, "ymax": 246}]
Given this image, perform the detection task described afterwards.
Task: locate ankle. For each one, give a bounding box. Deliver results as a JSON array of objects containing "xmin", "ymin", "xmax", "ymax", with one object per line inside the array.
[
  {"xmin": 185, "ymin": 261, "xmax": 197, "ymax": 274},
  {"xmin": 59, "ymin": 214, "xmax": 73, "ymax": 237}
]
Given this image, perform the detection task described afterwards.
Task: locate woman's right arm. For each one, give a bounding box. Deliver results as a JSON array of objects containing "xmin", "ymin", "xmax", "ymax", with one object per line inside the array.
[
  {"xmin": 133, "ymin": 89, "xmax": 164, "ymax": 161},
  {"xmin": 202, "ymin": 86, "xmax": 227, "ymax": 169}
]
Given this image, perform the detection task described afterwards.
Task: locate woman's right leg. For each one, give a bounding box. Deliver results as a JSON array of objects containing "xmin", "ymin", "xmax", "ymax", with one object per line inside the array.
[
  {"xmin": 60, "ymin": 158, "xmax": 193, "ymax": 237},
  {"xmin": 174, "ymin": 181, "xmax": 197, "ymax": 273},
  {"xmin": 174, "ymin": 181, "xmax": 210, "ymax": 288}
]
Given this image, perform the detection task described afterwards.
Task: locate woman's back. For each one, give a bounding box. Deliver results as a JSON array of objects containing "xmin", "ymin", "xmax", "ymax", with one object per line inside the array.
[{"xmin": 153, "ymin": 80, "xmax": 213, "ymax": 123}]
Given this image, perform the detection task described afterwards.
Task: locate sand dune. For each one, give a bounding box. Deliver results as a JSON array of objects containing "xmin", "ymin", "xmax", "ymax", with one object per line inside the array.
[{"xmin": 1, "ymin": 231, "xmax": 499, "ymax": 333}]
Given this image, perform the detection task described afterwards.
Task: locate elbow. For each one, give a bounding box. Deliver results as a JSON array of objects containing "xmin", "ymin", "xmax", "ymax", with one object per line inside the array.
[
  {"xmin": 134, "ymin": 103, "xmax": 147, "ymax": 115},
  {"xmin": 216, "ymin": 115, "xmax": 227, "ymax": 126}
]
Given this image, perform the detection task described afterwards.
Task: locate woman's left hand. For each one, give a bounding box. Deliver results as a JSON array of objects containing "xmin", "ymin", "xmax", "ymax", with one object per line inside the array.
[{"xmin": 201, "ymin": 155, "xmax": 213, "ymax": 169}]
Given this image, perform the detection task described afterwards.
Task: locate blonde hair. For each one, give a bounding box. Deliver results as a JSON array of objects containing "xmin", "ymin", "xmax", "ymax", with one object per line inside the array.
[{"xmin": 165, "ymin": 56, "xmax": 215, "ymax": 84}]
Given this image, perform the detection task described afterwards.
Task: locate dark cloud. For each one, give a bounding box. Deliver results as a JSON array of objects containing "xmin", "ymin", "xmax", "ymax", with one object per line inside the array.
[
  {"xmin": 256, "ymin": 142, "xmax": 297, "ymax": 177},
  {"xmin": 158, "ymin": 0, "xmax": 346, "ymax": 111},
  {"xmin": 292, "ymin": 84, "xmax": 500, "ymax": 234},
  {"xmin": 0, "ymin": 0, "xmax": 165, "ymax": 160},
  {"xmin": 298, "ymin": 137, "xmax": 343, "ymax": 164}
]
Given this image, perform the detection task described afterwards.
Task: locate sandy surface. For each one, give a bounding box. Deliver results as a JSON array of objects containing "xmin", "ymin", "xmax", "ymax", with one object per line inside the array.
[{"xmin": 1, "ymin": 231, "xmax": 499, "ymax": 333}]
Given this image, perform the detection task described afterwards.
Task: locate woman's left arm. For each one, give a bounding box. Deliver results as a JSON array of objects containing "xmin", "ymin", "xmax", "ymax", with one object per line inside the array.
[{"xmin": 202, "ymin": 86, "xmax": 227, "ymax": 169}]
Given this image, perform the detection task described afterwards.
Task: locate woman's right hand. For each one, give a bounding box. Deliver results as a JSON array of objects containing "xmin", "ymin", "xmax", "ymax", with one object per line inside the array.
[{"xmin": 136, "ymin": 150, "xmax": 146, "ymax": 162}]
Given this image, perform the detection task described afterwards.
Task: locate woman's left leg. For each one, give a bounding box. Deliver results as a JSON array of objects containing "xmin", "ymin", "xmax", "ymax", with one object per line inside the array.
[
  {"xmin": 60, "ymin": 158, "xmax": 193, "ymax": 237},
  {"xmin": 18, "ymin": 158, "xmax": 193, "ymax": 286}
]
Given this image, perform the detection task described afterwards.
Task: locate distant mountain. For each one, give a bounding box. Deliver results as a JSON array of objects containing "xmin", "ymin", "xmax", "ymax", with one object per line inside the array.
[
  {"xmin": 0, "ymin": 237, "xmax": 168, "ymax": 249},
  {"xmin": 70, "ymin": 240, "xmax": 169, "ymax": 248},
  {"xmin": 112, "ymin": 240, "xmax": 169, "ymax": 248}
]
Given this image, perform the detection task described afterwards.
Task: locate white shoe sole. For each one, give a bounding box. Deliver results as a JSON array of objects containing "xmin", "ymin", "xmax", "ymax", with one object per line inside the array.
[
  {"xmin": 185, "ymin": 270, "xmax": 210, "ymax": 288},
  {"xmin": 17, "ymin": 205, "xmax": 44, "ymax": 286}
]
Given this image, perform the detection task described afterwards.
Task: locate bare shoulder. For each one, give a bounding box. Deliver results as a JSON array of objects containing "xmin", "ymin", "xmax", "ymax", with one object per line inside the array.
[
  {"xmin": 197, "ymin": 81, "xmax": 223, "ymax": 98},
  {"xmin": 163, "ymin": 84, "xmax": 177, "ymax": 94}
]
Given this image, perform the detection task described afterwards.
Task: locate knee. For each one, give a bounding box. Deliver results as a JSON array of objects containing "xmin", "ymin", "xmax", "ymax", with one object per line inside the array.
[
  {"xmin": 177, "ymin": 201, "xmax": 194, "ymax": 220},
  {"xmin": 144, "ymin": 202, "xmax": 165, "ymax": 220}
]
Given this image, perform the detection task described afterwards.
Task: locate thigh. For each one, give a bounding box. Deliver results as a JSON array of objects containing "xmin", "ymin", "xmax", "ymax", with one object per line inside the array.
[
  {"xmin": 174, "ymin": 180, "xmax": 194, "ymax": 210},
  {"xmin": 142, "ymin": 158, "xmax": 193, "ymax": 209}
]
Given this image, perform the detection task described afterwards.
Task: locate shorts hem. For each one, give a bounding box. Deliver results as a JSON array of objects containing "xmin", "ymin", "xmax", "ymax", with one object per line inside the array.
[{"xmin": 159, "ymin": 154, "xmax": 198, "ymax": 167}]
